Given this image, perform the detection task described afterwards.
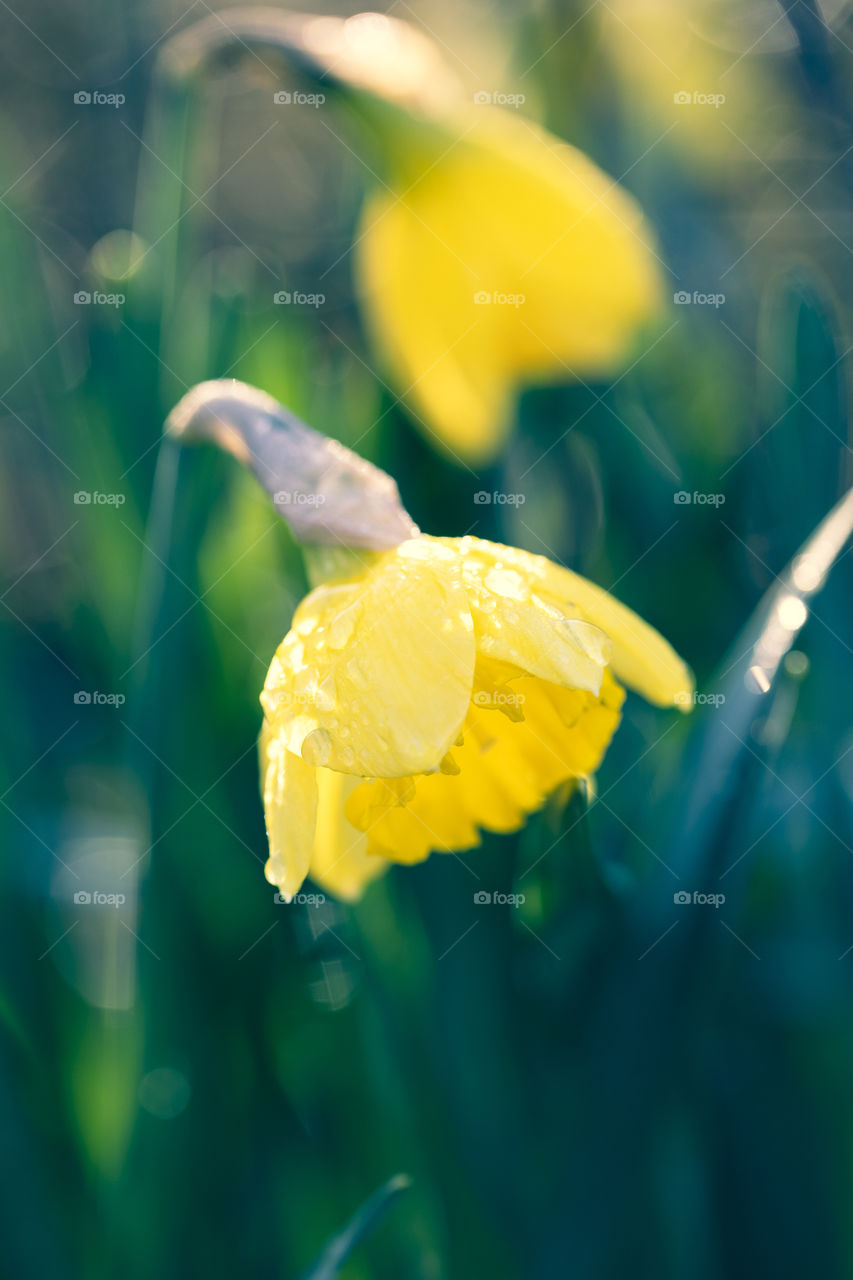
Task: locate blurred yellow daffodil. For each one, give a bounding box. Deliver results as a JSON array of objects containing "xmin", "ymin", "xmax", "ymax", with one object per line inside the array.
[
  {"xmin": 260, "ymin": 533, "xmax": 691, "ymax": 902},
  {"xmin": 356, "ymin": 110, "xmax": 664, "ymax": 464},
  {"xmin": 165, "ymin": 10, "xmax": 664, "ymax": 464}
]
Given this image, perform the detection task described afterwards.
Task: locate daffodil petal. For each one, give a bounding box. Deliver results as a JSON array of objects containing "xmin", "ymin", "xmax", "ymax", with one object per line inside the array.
[
  {"xmin": 261, "ymin": 538, "xmax": 476, "ymax": 777},
  {"xmin": 469, "ymin": 114, "xmax": 662, "ymax": 372},
  {"xmin": 309, "ymin": 768, "xmax": 388, "ymax": 901},
  {"xmin": 259, "ymin": 719, "xmax": 318, "ymax": 900},
  {"xmin": 440, "ymin": 536, "xmax": 693, "ymax": 708},
  {"xmin": 358, "ymin": 188, "xmax": 513, "ymax": 464},
  {"xmin": 458, "ymin": 553, "xmax": 611, "ymax": 694},
  {"xmin": 356, "ymin": 111, "xmax": 662, "ymax": 463}
]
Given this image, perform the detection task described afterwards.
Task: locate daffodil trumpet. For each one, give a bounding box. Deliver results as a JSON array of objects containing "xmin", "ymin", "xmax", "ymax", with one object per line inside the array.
[{"xmin": 168, "ymin": 381, "xmax": 693, "ymax": 902}]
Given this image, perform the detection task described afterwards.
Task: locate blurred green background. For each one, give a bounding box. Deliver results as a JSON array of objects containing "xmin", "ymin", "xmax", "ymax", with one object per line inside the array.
[{"xmin": 2, "ymin": 0, "xmax": 853, "ymax": 1276}]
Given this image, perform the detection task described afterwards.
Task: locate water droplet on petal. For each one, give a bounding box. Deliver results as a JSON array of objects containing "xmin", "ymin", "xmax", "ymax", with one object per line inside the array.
[
  {"xmin": 329, "ymin": 607, "xmax": 357, "ymax": 649},
  {"xmin": 345, "ymin": 659, "xmax": 370, "ymax": 689},
  {"xmin": 484, "ymin": 567, "xmax": 529, "ymax": 601},
  {"xmin": 312, "ymin": 676, "xmax": 336, "ymax": 712},
  {"xmin": 301, "ymin": 727, "xmax": 332, "ymax": 767}
]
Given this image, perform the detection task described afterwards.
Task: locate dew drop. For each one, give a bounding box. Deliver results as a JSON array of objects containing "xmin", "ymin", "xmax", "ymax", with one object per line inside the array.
[
  {"xmin": 345, "ymin": 659, "xmax": 370, "ymax": 689},
  {"xmin": 484, "ymin": 567, "xmax": 529, "ymax": 601},
  {"xmin": 301, "ymin": 728, "xmax": 332, "ymax": 767},
  {"xmin": 329, "ymin": 607, "xmax": 357, "ymax": 649},
  {"xmin": 312, "ymin": 677, "xmax": 336, "ymax": 712}
]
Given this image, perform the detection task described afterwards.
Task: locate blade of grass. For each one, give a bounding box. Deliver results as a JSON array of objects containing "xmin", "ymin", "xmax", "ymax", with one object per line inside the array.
[
  {"xmin": 667, "ymin": 483, "xmax": 853, "ymax": 888},
  {"xmin": 299, "ymin": 1174, "xmax": 412, "ymax": 1280}
]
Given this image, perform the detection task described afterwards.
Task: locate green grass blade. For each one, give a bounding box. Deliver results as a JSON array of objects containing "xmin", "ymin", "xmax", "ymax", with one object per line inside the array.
[
  {"xmin": 299, "ymin": 1174, "xmax": 412, "ymax": 1280},
  {"xmin": 668, "ymin": 484, "xmax": 853, "ymax": 885}
]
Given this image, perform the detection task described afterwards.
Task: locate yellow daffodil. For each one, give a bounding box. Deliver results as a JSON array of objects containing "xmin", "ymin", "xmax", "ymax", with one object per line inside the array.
[
  {"xmin": 165, "ymin": 10, "xmax": 664, "ymax": 463},
  {"xmin": 260, "ymin": 534, "xmax": 692, "ymax": 902},
  {"xmin": 165, "ymin": 380, "xmax": 690, "ymax": 904},
  {"xmin": 356, "ymin": 110, "xmax": 663, "ymax": 464}
]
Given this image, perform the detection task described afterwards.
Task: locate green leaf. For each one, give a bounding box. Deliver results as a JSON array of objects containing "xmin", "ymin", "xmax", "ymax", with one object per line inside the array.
[
  {"xmin": 754, "ymin": 272, "xmax": 847, "ymax": 550},
  {"xmin": 299, "ymin": 1174, "xmax": 412, "ymax": 1280},
  {"xmin": 667, "ymin": 484, "xmax": 853, "ymax": 888}
]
